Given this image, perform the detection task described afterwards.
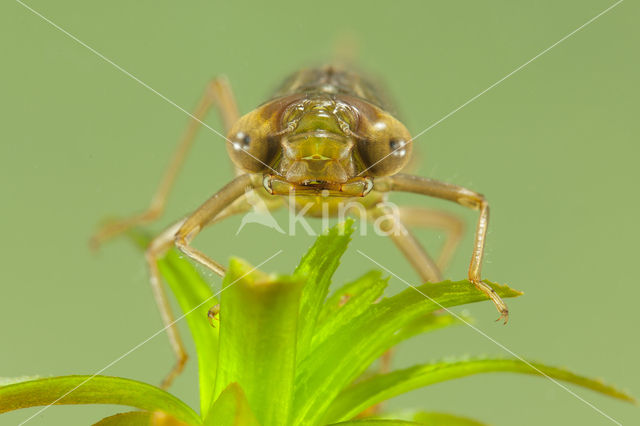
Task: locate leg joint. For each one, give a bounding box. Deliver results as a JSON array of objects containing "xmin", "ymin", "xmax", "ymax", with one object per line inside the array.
[
  {"xmin": 459, "ymin": 194, "xmax": 487, "ymax": 210},
  {"xmin": 174, "ymin": 235, "xmax": 187, "ymax": 251}
]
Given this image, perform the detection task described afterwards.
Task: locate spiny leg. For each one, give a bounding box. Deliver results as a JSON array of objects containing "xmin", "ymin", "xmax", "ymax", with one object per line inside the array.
[
  {"xmin": 365, "ymin": 203, "xmax": 443, "ymax": 283},
  {"xmin": 399, "ymin": 206, "xmax": 464, "ymax": 273},
  {"xmin": 90, "ymin": 76, "xmax": 240, "ymax": 248},
  {"xmin": 173, "ymin": 174, "xmax": 257, "ymax": 275},
  {"xmin": 355, "ymin": 203, "xmax": 443, "ymax": 417},
  {"xmin": 146, "ymin": 218, "xmax": 188, "ymax": 389},
  {"xmin": 375, "ymin": 174, "xmax": 509, "ymax": 323},
  {"xmin": 146, "ymin": 179, "xmax": 266, "ymax": 388}
]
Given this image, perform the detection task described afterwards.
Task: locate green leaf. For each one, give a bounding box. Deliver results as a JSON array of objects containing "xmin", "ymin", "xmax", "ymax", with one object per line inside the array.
[
  {"xmin": 327, "ymin": 421, "xmax": 421, "ymax": 425},
  {"xmin": 295, "ymin": 280, "xmax": 521, "ymax": 425},
  {"xmin": 157, "ymin": 248, "xmax": 219, "ymax": 416},
  {"xmin": 370, "ymin": 410, "xmax": 488, "ymax": 426},
  {"xmin": 318, "ymin": 270, "xmax": 387, "ymax": 324},
  {"xmin": 203, "ymin": 383, "xmax": 260, "ymax": 426},
  {"xmin": 295, "ymin": 220, "xmax": 354, "ymax": 360},
  {"xmin": 94, "ymin": 410, "xmax": 195, "ymax": 426},
  {"xmin": 311, "ymin": 270, "xmax": 388, "ymax": 351},
  {"xmin": 324, "ymin": 357, "xmax": 637, "ymax": 422},
  {"xmin": 0, "ymin": 376, "xmax": 200, "ymax": 424},
  {"xmin": 412, "ymin": 411, "xmax": 488, "ymax": 426},
  {"xmin": 92, "ymin": 411, "xmax": 152, "ymax": 426},
  {"xmin": 0, "ymin": 376, "xmax": 39, "ymax": 387},
  {"xmin": 388, "ymin": 311, "xmax": 469, "ymax": 348},
  {"xmin": 128, "ymin": 230, "xmax": 219, "ymax": 417},
  {"xmin": 213, "ymin": 259, "xmax": 303, "ymax": 426}
]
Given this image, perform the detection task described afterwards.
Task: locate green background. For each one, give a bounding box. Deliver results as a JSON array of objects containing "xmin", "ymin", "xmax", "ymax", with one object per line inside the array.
[{"xmin": 1, "ymin": 0, "xmax": 638, "ymax": 424}]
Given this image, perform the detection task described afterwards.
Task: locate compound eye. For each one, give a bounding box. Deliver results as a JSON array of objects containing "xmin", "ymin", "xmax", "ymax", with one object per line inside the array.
[
  {"xmin": 356, "ymin": 126, "xmax": 413, "ymax": 176},
  {"xmin": 232, "ymin": 132, "xmax": 252, "ymax": 151},
  {"xmin": 357, "ymin": 136, "xmax": 412, "ymax": 176},
  {"xmin": 227, "ymin": 128, "xmax": 278, "ymax": 173},
  {"xmin": 389, "ymin": 138, "xmax": 409, "ymax": 158}
]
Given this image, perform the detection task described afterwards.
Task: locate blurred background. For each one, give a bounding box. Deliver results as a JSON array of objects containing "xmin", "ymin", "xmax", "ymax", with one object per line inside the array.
[{"xmin": 1, "ymin": 0, "xmax": 638, "ymax": 424}]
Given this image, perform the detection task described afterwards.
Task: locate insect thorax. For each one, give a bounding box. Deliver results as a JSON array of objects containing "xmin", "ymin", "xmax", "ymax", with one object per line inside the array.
[{"xmin": 271, "ymin": 65, "xmax": 394, "ymax": 112}]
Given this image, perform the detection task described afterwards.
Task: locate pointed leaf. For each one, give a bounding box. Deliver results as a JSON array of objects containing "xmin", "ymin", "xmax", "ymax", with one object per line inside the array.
[
  {"xmin": 311, "ymin": 271, "xmax": 388, "ymax": 351},
  {"xmin": 0, "ymin": 376, "xmax": 39, "ymax": 387},
  {"xmin": 94, "ymin": 410, "xmax": 192, "ymax": 426},
  {"xmin": 294, "ymin": 280, "xmax": 521, "ymax": 424},
  {"xmin": 370, "ymin": 410, "xmax": 488, "ymax": 425},
  {"xmin": 328, "ymin": 421, "xmax": 421, "ymax": 425},
  {"xmin": 203, "ymin": 383, "xmax": 260, "ymax": 426},
  {"xmin": 324, "ymin": 358, "xmax": 636, "ymax": 422},
  {"xmin": 295, "ymin": 220, "xmax": 354, "ymax": 360},
  {"xmin": 388, "ymin": 311, "xmax": 469, "ymax": 348},
  {"xmin": 0, "ymin": 376, "xmax": 200, "ymax": 424},
  {"xmin": 157, "ymin": 248, "xmax": 219, "ymax": 416},
  {"xmin": 213, "ymin": 259, "xmax": 303, "ymax": 426},
  {"xmin": 151, "ymin": 411, "xmax": 196, "ymax": 426},
  {"xmin": 318, "ymin": 270, "xmax": 387, "ymax": 324},
  {"xmin": 411, "ymin": 411, "xmax": 488, "ymax": 426},
  {"xmin": 128, "ymin": 230, "xmax": 219, "ymax": 416},
  {"xmin": 92, "ymin": 411, "xmax": 152, "ymax": 426}
]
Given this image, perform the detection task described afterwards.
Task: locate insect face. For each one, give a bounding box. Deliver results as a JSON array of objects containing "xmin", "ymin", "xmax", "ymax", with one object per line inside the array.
[
  {"xmin": 278, "ymin": 96, "xmax": 358, "ymax": 185},
  {"xmin": 227, "ymin": 93, "xmax": 413, "ymax": 195}
]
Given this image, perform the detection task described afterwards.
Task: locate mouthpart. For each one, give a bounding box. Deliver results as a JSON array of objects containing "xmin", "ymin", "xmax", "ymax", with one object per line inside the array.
[{"xmin": 263, "ymin": 175, "xmax": 373, "ymax": 197}]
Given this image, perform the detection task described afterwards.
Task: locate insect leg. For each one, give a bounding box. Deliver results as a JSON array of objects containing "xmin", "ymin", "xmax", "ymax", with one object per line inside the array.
[
  {"xmin": 91, "ymin": 76, "xmax": 240, "ymax": 248},
  {"xmin": 399, "ymin": 206, "xmax": 465, "ymax": 273},
  {"xmin": 355, "ymin": 203, "xmax": 434, "ymax": 418},
  {"xmin": 145, "ymin": 218, "xmax": 189, "ymax": 389},
  {"xmin": 365, "ymin": 203, "xmax": 443, "ymax": 283},
  {"xmin": 146, "ymin": 176, "xmax": 263, "ymax": 388},
  {"xmin": 375, "ymin": 174, "xmax": 508, "ymax": 323},
  {"xmin": 173, "ymin": 174, "xmax": 257, "ymax": 277}
]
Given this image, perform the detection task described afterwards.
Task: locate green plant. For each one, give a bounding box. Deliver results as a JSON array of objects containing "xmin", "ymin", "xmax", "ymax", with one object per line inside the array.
[{"xmin": 0, "ymin": 221, "xmax": 634, "ymax": 425}]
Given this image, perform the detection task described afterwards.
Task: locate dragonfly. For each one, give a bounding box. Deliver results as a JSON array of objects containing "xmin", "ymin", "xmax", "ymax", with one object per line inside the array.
[{"xmin": 92, "ymin": 65, "xmax": 509, "ymax": 388}]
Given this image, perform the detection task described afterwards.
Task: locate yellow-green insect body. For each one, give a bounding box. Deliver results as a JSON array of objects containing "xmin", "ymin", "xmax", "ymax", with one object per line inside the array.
[
  {"xmin": 94, "ymin": 65, "xmax": 508, "ymax": 389},
  {"xmin": 227, "ymin": 67, "xmax": 413, "ymax": 196}
]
